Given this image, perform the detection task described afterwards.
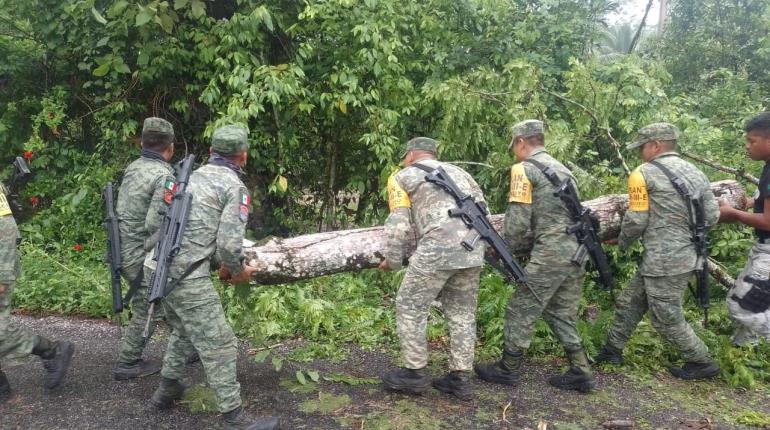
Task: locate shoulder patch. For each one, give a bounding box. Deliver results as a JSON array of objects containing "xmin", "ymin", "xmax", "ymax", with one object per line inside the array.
[
  {"xmin": 387, "ymin": 174, "xmax": 411, "ymax": 211},
  {"xmin": 0, "ymin": 191, "xmax": 11, "ymax": 217},
  {"xmin": 239, "ymin": 192, "xmax": 250, "ymax": 222},
  {"xmin": 508, "ymin": 164, "xmax": 532, "ymax": 204},
  {"xmin": 628, "ymin": 168, "xmax": 649, "ymax": 212},
  {"xmin": 163, "ymin": 179, "xmax": 177, "ymax": 204}
]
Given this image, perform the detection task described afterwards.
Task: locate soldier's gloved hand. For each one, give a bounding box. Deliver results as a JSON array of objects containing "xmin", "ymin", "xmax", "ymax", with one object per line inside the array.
[{"xmin": 227, "ymin": 264, "xmax": 257, "ymax": 285}]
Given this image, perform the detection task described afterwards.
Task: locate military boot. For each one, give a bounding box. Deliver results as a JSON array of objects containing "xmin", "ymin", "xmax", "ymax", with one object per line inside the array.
[
  {"xmin": 222, "ymin": 406, "xmax": 280, "ymax": 430},
  {"xmin": 668, "ymin": 361, "xmax": 720, "ymax": 380},
  {"xmin": 593, "ymin": 344, "xmax": 623, "ymax": 365},
  {"xmin": 0, "ymin": 370, "xmax": 10, "ymax": 403},
  {"xmin": 432, "ymin": 371, "xmax": 473, "ymax": 401},
  {"xmin": 548, "ymin": 349, "xmax": 597, "ymax": 393},
  {"xmin": 474, "ymin": 349, "xmax": 523, "ymax": 386},
  {"xmin": 113, "ymin": 359, "xmax": 162, "ymax": 380},
  {"xmin": 150, "ymin": 377, "xmax": 188, "ymax": 409},
  {"xmin": 381, "ymin": 367, "xmax": 432, "ymax": 394},
  {"xmin": 32, "ymin": 338, "xmax": 75, "ymax": 390}
]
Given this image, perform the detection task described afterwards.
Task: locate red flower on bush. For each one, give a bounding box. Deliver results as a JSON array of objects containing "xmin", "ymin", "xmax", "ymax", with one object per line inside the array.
[
  {"xmin": 22, "ymin": 151, "xmax": 33, "ymax": 161},
  {"xmin": 72, "ymin": 244, "xmax": 82, "ymax": 251},
  {"xmin": 29, "ymin": 196, "xmax": 39, "ymax": 207}
]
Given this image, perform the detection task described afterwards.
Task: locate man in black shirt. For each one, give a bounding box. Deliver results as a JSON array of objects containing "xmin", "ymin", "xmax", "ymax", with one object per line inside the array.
[{"xmin": 719, "ymin": 112, "xmax": 770, "ymax": 345}]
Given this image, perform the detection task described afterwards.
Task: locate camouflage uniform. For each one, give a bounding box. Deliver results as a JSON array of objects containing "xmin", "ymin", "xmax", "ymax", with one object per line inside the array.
[
  {"xmin": 115, "ymin": 117, "xmax": 176, "ymax": 364},
  {"xmin": 1, "ymin": 184, "xmax": 75, "ymax": 393},
  {"xmin": 384, "ymin": 138, "xmax": 485, "ymax": 372},
  {"xmin": 606, "ymin": 124, "xmax": 719, "ymax": 365},
  {"xmin": 502, "ymin": 123, "xmax": 587, "ymax": 365},
  {"xmin": 157, "ymin": 125, "xmax": 251, "ymax": 413},
  {"xmin": 0, "ymin": 189, "xmax": 36, "ymax": 360}
]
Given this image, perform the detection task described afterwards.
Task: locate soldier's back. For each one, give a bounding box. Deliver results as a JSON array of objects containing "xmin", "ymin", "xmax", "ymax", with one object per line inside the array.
[
  {"xmin": 169, "ymin": 164, "xmax": 244, "ymax": 279},
  {"xmin": 394, "ymin": 159, "xmax": 485, "ymax": 270},
  {"xmin": 117, "ymin": 157, "xmax": 174, "ymax": 265}
]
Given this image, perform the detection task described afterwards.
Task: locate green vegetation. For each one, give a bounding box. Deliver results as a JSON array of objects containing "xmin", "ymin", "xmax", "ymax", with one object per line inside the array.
[{"xmin": 3, "ymin": 0, "xmax": 770, "ymax": 396}]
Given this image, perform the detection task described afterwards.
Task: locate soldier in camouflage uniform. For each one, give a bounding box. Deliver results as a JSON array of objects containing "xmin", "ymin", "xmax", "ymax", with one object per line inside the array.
[
  {"xmin": 595, "ymin": 123, "xmax": 720, "ymax": 380},
  {"xmin": 1, "ymin": 170, "xmax": 75, "ymax": 402},
  {"xmin": 149, "ymin": 125, "xmax": 279, "ymax": 430},
  {"xmin": 718, "ymin": 113, "xmax": 770, "ymax": 346},
  {"xmin": 379, "ymin": 137, "xmax": 485, "ymax": 401},
  {"xmin": 474, "ymin": 120, "xmax": 596, "ymax": 393},
  {"xmin": 112, "ymin": 117, "xmax": 177, "ymax": 380}
]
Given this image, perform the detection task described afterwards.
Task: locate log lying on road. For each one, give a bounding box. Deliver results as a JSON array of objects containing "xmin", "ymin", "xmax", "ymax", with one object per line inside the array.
[{"xmin": 244, "ymin": 180, "xmax": 746, "ymax": 285}]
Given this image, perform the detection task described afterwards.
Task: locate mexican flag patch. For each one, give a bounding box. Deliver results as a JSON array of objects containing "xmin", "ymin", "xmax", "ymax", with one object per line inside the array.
[
  {"xmin": 163, "ymin": 180, "xmax": 177, "ymax": 204},
  {"xmin": 241, "ymin": 194, "xmax": 250, "ymax": 205}
]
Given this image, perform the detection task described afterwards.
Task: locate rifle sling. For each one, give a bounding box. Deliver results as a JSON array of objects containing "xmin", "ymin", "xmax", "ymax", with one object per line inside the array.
[
  {"xmin": 165, "ymin": 258, "xmax": 208, "ymax": 296},
  {"xmin": 122, "ymin": 266, "xmax": 144, "ymax": 304}
]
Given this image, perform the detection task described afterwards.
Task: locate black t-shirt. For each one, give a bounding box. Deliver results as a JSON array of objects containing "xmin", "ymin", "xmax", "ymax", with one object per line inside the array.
[{"xmin": 755, "ymin": 162, "xmax": 770, "ymax": 239}]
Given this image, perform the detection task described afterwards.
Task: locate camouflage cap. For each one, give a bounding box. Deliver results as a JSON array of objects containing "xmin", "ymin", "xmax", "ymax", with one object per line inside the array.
[
  {"xmin": 142, "ymin": 117, "xmax": 174, "ymax": 135},
  {"xmin": 509, "ymin": 119, "xmax": 544, "ymax": 149},
  {"xmin": 401, "ymin": 137, "xmax": 438, "ymax": 158},
  {"xmin": 211, "ymin": 125, "xmax": 249, "ymax": 155},
  {"xmin": 627, "ymin": 122, "xmax": 679, "ymax": 150}
]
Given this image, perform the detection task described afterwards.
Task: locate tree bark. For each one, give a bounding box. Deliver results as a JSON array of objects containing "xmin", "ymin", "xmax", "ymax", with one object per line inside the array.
[{"xmin": 244, "ymin": 180, "xmax": 747, "ymax": 285}]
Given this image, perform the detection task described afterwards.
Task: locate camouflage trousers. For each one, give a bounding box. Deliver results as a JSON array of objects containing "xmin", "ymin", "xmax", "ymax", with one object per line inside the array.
[
  {"xmin": 0, "ymin": 280, "xmax": 37, "ymax": 360},
  {"xmin": 727, "ymin": 242, "xmax": 770, "ymax": 345},
  {"xmin": 160, "ymin": 276, "xmax": 240, "ymax": 413},
  {"xmin": 116, "ymin": 263, "xmax": 164, "ymax": 364},
  {"xmin": 395, "ymin": 262, "xmax": 481, "ymax": 371},
  {"xmin": 606, "ymin": 271, "xmax": 712, "ymax": 364},
  {"xmin": 504, "ymin": 261, "xmax": 585, "ymax": 352}
]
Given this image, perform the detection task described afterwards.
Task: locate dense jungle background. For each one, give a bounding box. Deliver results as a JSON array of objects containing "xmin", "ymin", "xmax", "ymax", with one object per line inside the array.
[{"xmin": 2, "ymin": 0, "xmax": 770, "ymax": 422}]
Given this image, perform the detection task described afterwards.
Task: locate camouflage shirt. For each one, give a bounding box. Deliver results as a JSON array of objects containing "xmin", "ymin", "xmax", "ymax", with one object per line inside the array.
[
  {"xmin": 505, "ymin": 148, "xmax": 579, "ymax": 264},
  {"xmin": 0, "ymin": 185, "xmax": 20, "ymax": 282},
  {"xmin": 116, "ymin": 154, "xmax": 175, "ymax": 268},
  {"xmin": 167, "ymin": 163, "xmax": 250, "ymax": 280},
  {"xmin": 619, "ymin": 152, "xmax": 719, "ymax": 276},
  {"xmin": 383, "ymin": 159, "xmax": 485, "ymax": 270}
]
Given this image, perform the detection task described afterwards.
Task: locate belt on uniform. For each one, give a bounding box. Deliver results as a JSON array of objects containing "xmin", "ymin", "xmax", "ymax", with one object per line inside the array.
[{"xmin": 759, "ymin": 238, "xmax": 770, "ymax": 245}]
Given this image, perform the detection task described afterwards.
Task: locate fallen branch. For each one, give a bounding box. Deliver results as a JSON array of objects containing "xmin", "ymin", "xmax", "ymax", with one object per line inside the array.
[
  {"xmin": 682, "ymin": 151, "xmax": 758, "ymax": 185},
  {"xmin": 244, "ymin": 180, "xmax": 746, "ymax": 288}
]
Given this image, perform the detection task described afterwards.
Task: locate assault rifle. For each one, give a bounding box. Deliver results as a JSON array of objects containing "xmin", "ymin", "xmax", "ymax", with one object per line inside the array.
[
  {"xmin": 526, "ymin": 159, "xmax": 615, "ymax": 291},
  {"xmin": 101, "ymin": 182, "xmax": 124, "ymax": 315},
  {"xmin": 4, "ymin": 156, "xmax": 32, "ymax": 218},
  {"xmin": 691, "ymin": 192, "xmax": 710, "ymax": 326},
  {"xmin": 649, "ymin": 160, "xmax": 711, "ymax": 326},
  {"xmin": 412, "ymin": 163, "xmax": 531, "ymax": 296},
  {"xmin": 144, "ymin": 154, "xmax": 196, "ymax": 338}
]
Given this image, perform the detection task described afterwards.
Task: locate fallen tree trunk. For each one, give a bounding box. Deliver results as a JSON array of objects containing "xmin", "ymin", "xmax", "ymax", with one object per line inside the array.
[{"xmin": 244, "ymin": 180, "xmax": 746, "ymax": 285}]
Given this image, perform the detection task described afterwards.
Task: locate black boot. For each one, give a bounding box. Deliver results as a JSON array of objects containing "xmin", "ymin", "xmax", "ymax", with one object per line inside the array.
[
  {"xmin": 150, "ymin": 377, "xmax": 187, "ymax": 409},
  {"xmin": 548, "ymin": 349, "xmax": 597, "ymax": 393},
  {"xmin": 474, "ymin": 349, "xmax": 522, "ymax": 386},
  {"xmin": 34, "ymin": 339, "xmax": 75, "ymax": 389},
  {"xmin": 668, "ymin": 361, "xmax": 720, "ymax": 380},
  {"xmin": 433, "ymin": 371, "xmax": 473, "ymax": 401},
  {"xmin": 113, "ymin": 359, "xmax": 162, "ymax": 380},
  {"xmin": 0, "ymin": 370, "xmax": 10, "ymax": 403},
  {"xmin": 593, "ymin": 344, "xmax": 623, "ymax": 365},
  {"xmin": 381, "ymin": 367, "xmax": 432, "ymax": 394},
  {"xmin": 222, "ymin": 406, "xmax": 280, "ymax": 430}
]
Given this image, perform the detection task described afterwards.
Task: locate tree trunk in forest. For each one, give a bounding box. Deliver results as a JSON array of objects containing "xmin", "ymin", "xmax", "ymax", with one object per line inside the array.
[{"xmin": 243, "ymin": 180, "xmax": 747, "ymax": 285}]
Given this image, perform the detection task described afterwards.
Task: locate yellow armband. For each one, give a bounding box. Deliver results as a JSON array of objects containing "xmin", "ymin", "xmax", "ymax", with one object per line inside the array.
[
  {"xmin": 508, "ymin": 164, "xmax": 532, "ymax": 204},
  {"xmin": 0, "ymin": 191, "xmax": 11, "ymax": 217},
  {"xmin": 387, "ymin": 175, "xmax": 411, "ymax": 211},
  {"xmin": 628, "ymin": 168, "xmax": 649, "ymax": 212}
]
